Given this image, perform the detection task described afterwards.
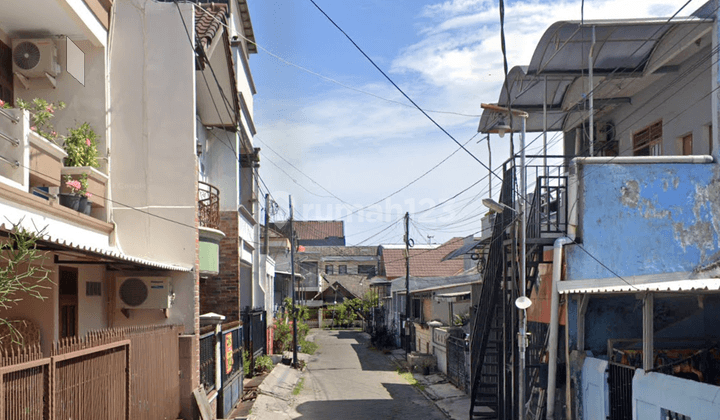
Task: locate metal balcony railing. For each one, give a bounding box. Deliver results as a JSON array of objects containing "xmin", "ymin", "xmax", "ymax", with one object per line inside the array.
[{"xmin": 198, "ymin": 181, "xmax": 220, "ymax": 230}]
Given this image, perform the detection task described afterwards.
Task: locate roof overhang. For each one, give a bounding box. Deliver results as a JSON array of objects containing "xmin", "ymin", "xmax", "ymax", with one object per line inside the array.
[
  {"xmin": 479, "ymin": 16, "xmax": 713, "ymax": 134},
  {"xmin": 558, "ymin": 272, "xmax": 720, "ymax": 295}
]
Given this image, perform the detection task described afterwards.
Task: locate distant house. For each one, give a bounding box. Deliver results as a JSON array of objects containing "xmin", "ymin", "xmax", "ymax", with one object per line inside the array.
[{"xmin": 379, "ymin": 237, "xmax": 465, "ymax": 280}]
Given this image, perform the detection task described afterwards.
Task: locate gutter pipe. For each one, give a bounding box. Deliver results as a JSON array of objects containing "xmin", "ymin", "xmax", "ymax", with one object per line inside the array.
[{"xmin": 546, "ymin": 236, "xmax": 572, "ymax": 420}]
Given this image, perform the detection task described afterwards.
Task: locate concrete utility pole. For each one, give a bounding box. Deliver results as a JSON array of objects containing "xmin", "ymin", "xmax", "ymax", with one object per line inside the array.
[
  {"xmin": 404, "ymin": 212, "xmax": 411, "ymax": 356},
  {"xmin": 289, "ymin": 195, "xmax": 298, "ymax": 368}
]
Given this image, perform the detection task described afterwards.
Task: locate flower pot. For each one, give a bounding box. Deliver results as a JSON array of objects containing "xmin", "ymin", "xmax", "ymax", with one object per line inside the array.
[
  {"xmin": 78, "ymin": 196, "xmax": 92, "ymax": 215},
  {"xmin": 58, "ymin": 193, "xmax": 80, "ymax": 211},
  {"xmin": 60, "ymin": 166, "xmax": 107, "ymax": 208}
]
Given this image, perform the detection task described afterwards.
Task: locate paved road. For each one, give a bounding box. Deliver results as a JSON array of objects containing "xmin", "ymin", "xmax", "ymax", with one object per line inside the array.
[{"xmin": 291, "ymin": 329, "xmax": 447, "ymax": 420}]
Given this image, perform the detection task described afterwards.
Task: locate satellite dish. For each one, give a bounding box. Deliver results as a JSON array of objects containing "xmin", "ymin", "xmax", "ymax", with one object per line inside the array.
[{"xmin": 515, "ymin": 296, "xmax": 532, "ymax": 310}]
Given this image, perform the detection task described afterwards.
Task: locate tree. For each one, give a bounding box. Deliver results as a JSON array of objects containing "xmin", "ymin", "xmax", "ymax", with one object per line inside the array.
[{"xmin": 0, "ymin": 225, "xmax": 52, "ymax": 344}]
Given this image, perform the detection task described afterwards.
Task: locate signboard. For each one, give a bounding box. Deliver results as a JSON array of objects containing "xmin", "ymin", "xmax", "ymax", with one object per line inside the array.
[{"xmin": 225, "ymin": 332, "xmax": 233, "ymax": 374}]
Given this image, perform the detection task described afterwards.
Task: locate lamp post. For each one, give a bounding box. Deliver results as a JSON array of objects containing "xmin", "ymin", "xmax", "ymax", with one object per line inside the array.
[{"xmin": 481, "ymin": 103, "xmax": 530, "ymax": 419}]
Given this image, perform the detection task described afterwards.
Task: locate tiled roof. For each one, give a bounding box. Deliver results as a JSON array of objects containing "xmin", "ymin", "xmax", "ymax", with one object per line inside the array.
[
  {"xmin": 294, "ymin": 221, "xmax": 344, "ymax": 241},
  {"xmin": 381, "ymin": 237, "xmax": 464, "ymax": 279},
  {"xmin": 195, "ymin": 4, "xmax": 228, "ymax": 50}
]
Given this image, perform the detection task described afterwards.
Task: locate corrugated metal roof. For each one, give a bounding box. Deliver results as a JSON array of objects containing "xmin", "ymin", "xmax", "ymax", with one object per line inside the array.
[
  {"xmin": 558, "ymin": 278, "xmax": 720, "ymax": 295},
  {"xmin": 478, "ymin": 12, "xmax": 713, "ymax": 134},
  {"xmin": 0, "ymin": 222, "xmax": 192, "ymax": 272}
]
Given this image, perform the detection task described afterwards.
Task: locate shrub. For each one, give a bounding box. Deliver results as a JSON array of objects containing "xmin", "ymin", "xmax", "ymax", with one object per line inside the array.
[{"xmin": 63, "ymin": 122, "xmax": 99, "ymax": 168}]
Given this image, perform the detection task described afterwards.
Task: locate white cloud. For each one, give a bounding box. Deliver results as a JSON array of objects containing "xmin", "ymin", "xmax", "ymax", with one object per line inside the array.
[{"xmin": 256, "ymin": 0, "xmax": 709, "ymax": 243}]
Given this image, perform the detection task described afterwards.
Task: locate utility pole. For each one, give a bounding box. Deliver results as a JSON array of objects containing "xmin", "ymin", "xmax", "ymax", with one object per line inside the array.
[
  {"xmin": 263, "ymin": 194, "xmax": 270, "ymax": 255},
  {"xmin": 289, "ymin": 195, "xmax": 298, "ymax": 369},
  {"xmin": 404, "ymin": 212, "xmax": 411, "ymax": 356}
]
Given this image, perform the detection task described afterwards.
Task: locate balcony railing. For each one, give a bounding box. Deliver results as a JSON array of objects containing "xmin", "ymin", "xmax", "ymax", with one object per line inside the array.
[{"xmin": 198, "ymin": 181, "xmax": 220, "ymax": 230}]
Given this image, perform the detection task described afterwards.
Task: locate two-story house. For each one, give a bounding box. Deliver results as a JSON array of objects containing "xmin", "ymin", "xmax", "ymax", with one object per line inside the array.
[{"xmin": 470, "ymin": 1, "xmax": 720, "ymax": 419}]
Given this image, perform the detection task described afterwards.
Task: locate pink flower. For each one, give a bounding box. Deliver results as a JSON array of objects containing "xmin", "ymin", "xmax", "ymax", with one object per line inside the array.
[
  {"xmin": 86, "ymin": 193, "xmax": 92, "ymax": 198},
  {"xmin": 30, "ymin": 126, "xmax": 36, "ymax": 132},
  {"xmin": 46, "ymin": 105, "xmax": 53, "ymax": 114},
  {"xmin": 0, "ymin": 100, "xmax": 4, "ymax": 107},
  {"xmin": 51, "ymin": 131, "xmax": 57, "ymax": 137},
  {"xmin": 66, "ymin": 179, "xmax": 83, "ymax": 194},
  {"xmin": 85, "ymin": 138, "xmax": 91, "ymax": 146}
]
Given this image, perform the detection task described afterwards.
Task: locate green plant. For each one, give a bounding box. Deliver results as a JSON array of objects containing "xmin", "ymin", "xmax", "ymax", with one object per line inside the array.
[
  {"xmin": 300, "ymin": 339, "xmax": 318, "ymax": 355},
  {"xmin": 0, "ymin": 225, "xmax": 52, "ymax": 344},
  {"xmin": 63, "ymin": 122, "xmax": 99, "ymax": 168},
  {"xmin": 63, "ymin": 174, "xmax": 90, "ymax": 197},
  {"xmin": 254, "ymin": 354, "xmax": 274, "ymax": 373},
  {"xmin": 242, "ymin": 350, "xmax": 251, "ymax": 376},
  {"xmin": 292, "ymin": 377, "xmax": 305, "ymax": 395},
  {"xmin": 15, "ymin": 98, "xmax": 66, "ymax": 143},
  {"xmin": 273, "ymin": 298, "xmax": 313, "ymax": 353}
]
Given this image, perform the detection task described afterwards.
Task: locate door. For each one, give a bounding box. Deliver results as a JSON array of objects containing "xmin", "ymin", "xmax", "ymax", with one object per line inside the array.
[{"xmin": 59, "ymin": 267, "xmax": 78, "ymax": 338}]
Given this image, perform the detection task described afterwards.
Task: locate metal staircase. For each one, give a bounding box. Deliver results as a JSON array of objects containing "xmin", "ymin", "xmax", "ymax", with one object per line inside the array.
[{"xmin": 469, "ymin": 157, "xmax": 569, "ymax": 420}]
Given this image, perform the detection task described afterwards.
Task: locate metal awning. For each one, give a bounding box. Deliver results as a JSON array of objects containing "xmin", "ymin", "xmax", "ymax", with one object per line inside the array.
[
  {"xmin": 436, "ymin": 291, "xmax": 471, "ymax": 302},
  {"xmin": 558, "ymin": 278, "xmax": 720, "ymax": 295},
  {"xmin": 442, "ymin": 237, "xmax": 489, "ymax": 261},
  {"xmin": 478, "ymin": 14, "xmax": 713, "ymax": 134}
]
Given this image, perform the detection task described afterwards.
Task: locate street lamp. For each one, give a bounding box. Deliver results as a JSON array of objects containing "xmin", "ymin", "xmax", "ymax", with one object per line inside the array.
[{"xmin": 481, "ymin": 103, "xmax": 530, "ymax": 420}]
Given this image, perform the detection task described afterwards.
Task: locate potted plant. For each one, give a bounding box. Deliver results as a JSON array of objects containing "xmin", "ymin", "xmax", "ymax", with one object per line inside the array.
[
  {"xmin": 61, "ymin": 122, "xmax": 107, "ymax": 209},
  {"xmin": 1, "ymin": 98, "xmax": 68, "ymax": 189},
  {"xmin": 58, "ymin": 174, "xmax": 91, "ymax": 214}
]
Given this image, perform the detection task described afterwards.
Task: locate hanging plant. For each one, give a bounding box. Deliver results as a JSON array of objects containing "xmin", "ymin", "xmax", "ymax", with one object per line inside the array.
[
  {"xmin": 63, "ymin": 122, "xmax": 99, "ymax": 168},
  {"xmin": 14, "ymin": 98, "xmax": 66, "ymax": 143}
]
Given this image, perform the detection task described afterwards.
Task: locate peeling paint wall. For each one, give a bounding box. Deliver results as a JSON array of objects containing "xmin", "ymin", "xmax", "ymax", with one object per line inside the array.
[{"xmin": 567, "ymin": 163, "xmax": 720, "ymax": 280}]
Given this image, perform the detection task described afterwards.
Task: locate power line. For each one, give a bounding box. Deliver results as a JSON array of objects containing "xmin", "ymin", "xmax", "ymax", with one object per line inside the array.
[{"xmin": 308, "ymin": 0, "xmax": 505, "ymax": 186}]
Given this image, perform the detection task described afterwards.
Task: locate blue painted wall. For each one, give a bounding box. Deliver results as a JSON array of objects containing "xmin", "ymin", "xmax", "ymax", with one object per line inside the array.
[{"xmin": 567, "ymin": 162, "xmax": 720, "ymax": 280}]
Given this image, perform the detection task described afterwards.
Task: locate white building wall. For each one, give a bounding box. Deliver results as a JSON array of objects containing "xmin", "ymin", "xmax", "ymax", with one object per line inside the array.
[
  {"xmin": 108, "ymin": 0, "xmax": 197, "ymax": 331},
  {"xmin": 606, "ymin": 47, "xmax": 713, "ymax": 156}
]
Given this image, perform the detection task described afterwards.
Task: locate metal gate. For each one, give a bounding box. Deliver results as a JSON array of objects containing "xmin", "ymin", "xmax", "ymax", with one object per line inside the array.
[
  {"xmin": 608, "ymin": 362, "xmax": 635, "ymax": 420},
  {"xmin": 218, "ymin": 324, "xmax": 243, "ymax": 419},
  {"xmin": 447, "ymin": 336, "xmax": 469, "ymax": 392}
]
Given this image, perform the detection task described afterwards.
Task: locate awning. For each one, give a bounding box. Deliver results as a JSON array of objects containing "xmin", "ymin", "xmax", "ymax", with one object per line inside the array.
[
  {"xmin": 442, "ymin": 237, "xmax": 489, "ymax": 261},
  {"xmin": 558, "ymin": 278, "xmax": 720, "ymax": 295},
  {"xmin": 436, "ymin": 291, "xmax": 471, "ymax": 302},
  {"xmin": 479, "ymin": 14, "xmax": 713, "ymax": 134},
  {"xmin": 0, "ymin": 222, "xmax": 192, "ymax": 272}
]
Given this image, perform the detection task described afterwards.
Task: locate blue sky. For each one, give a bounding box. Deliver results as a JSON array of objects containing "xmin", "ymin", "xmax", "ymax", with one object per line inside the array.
[{"xmin": 247, "ymin": 0, "xmax": 707, "ymax": 246}]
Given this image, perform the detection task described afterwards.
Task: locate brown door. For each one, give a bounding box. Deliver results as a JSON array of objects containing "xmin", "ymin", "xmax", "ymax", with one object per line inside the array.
[
  {"xmin": 682, "ymin": 134, "xmax": 693, "ymax": 155},
  {"xmin": 59, "ymin": 267, "xmax": 78, "ymax": 338}
]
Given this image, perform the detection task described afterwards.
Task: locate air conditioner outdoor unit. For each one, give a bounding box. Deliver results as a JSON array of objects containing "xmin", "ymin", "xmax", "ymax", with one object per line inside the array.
[
  {"xmin": 116, "ymin": 276, "xmax": 172, "ymax": 309},
  {"xmin": 12, "ymin": 39, "xmax": 60, "ymax": 79}
]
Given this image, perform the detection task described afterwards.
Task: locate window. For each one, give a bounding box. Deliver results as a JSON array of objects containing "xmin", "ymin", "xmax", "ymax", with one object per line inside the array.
[
  {"xmin": 86, "ymin": 281, "xmax": 102, "ymax": 296},
  {"xmin": 325, "ymin": 265, "xmax": 333, "ymax": 275},
  {"xmin": 633, "ymin": 120, "xmax": 663, "ymax": 156},
  {"xmin": 338, "ymin": 265, "xmax": 347, "ymax": 274},
  {"xmin": 358, "ymin": 265, "xmax": 376, "ymax": 276}
]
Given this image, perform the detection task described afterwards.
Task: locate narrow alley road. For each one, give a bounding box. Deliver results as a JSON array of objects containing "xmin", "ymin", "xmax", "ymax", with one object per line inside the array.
[{"xmin": 289, "ymin": 329, "xmax": 448, "ymax": 420}]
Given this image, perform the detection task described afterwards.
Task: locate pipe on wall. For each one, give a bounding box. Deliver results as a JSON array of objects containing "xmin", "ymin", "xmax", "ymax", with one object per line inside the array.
[{"xmin": 547, "ymin": 236, "xmax": 572, "ymax": 420}]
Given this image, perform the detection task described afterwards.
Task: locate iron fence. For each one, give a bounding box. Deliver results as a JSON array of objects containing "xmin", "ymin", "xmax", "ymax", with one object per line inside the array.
[
  {"xmin": 242, "ymin": 310, "xmax": 267, "ymax": 358},
  {"xmin": 608, "ymin": 362, "xmax": 635, "ymax": 420},
  {"xmin": 219, "ymin": 324, "xmax": 243, "ymax": 419},
  {"xmin": 198, "ymin": 181, "xmax": 220, "ymax": 230},
  {"xmin": 447, "ymin": 336, "xmax": 469, "ymax": 392},
  {"xmin": 200, "ymin": 330, "xmax": 216, "ymax": 391}
]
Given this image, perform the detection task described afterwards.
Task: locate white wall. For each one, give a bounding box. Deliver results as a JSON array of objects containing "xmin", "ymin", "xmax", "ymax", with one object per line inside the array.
[
  {"xmin": 605, "ymin": 47, "xmax": 712, "ymax": 156},
  {"xmin": 633, "ymin": 369, "xmax": 720, "ymax": 420},
  {"xmin": 581, "ymin": 357, "xmax": 610, "ymax": 420},
  {"xmin": 109, "ymin": 0, "xmax": 198, "ymax": 331},
  {"xmin": 14, "ymin": 38, "xmax": 108, "ymax": 175}
]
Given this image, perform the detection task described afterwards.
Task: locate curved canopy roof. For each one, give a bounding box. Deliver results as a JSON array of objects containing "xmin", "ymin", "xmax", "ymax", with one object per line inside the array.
[{"xmin": 479, "ymin": 11, "xmax": 713, "ymax": 134}]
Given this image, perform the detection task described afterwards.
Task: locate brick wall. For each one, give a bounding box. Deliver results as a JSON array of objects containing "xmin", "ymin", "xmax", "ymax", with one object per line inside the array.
[{"xmin": 199, "ymin": 210, "xmax": 241, "ymax": 321}]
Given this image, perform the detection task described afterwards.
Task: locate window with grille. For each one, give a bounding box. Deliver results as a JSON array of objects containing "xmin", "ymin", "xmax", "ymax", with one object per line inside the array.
[
  {"xmin": 633, "ymin": 120, "xmax": 663, "ymax": 156},
  {"xmin": 338, "ymin": 265, "xmax": 347, "ymax": 274},
  {"xmin": 325, "ymin": 265, "xmax": 333, "ymax": 275}
]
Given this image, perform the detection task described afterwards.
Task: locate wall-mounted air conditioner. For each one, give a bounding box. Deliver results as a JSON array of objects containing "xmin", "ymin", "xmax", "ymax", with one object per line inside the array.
[
  {"xmin": 116, "ymin": 276, "xmax": 172, "ymax": 309},
  {"xmin": 12, "ymin": 39, "xmax": 60, "ymax": 79}
]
